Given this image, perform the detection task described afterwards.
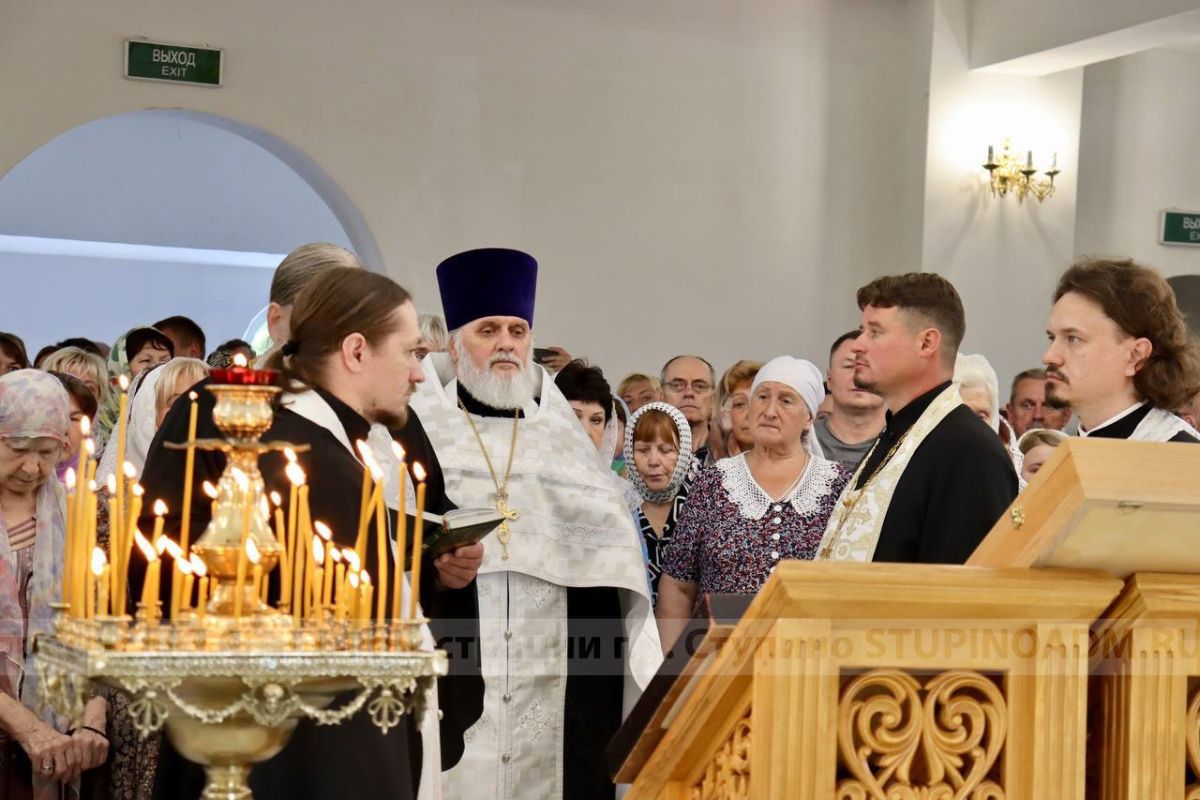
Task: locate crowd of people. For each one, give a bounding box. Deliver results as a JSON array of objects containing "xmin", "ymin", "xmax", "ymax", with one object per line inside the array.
[{"xmin": 1, "ymin": 242, "xmax": 1198, "ymax": 799}]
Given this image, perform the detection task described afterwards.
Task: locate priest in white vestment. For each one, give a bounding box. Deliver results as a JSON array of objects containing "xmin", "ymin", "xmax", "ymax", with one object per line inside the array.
[{"xmin": 410, "ymin": 248, "xmax": 661, "ymax": 799}]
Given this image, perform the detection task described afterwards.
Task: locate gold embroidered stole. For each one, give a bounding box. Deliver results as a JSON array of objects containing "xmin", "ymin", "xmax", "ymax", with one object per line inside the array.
[{"xmin": 816, "ymin": 385, "xmax": 963, "ymax": 562}]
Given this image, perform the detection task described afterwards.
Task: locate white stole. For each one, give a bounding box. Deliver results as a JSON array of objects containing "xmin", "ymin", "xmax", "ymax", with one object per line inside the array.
[
  {"xmin": 816, "ymin": 384, "xmax": 964, "ymax": 562},
  {"xmin": 280, "ymin": 390, "xmax": 442, "ymax": 800},
  {"xmin": 1129, "ymin": 406, "xmax": 1199, "ymax": 442}
]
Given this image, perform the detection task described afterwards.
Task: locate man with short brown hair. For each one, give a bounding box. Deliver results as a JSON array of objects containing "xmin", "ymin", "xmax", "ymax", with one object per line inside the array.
[
  {"xmin": 817, "ymin": 272, "xmax": 1017, "ymax": 564},
  {"xmin": 1044, "ymin": 258, "xmax": 1200, "ymax": 442},
  {"xmin": 1005, "ymin": 368, "xmax": 1070, "ymax": 436}
]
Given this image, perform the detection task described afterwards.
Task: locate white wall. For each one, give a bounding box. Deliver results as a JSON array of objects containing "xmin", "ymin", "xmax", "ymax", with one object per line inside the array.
[
  {"xmin": 922, "ymin": 0, "xmax": 1084, "ymax": 386},
  {"xmin": 1075, "ymin": 49, "xmax": 1200, "ymax": 278},
  {"xmin": 0, "ymin": 0, "xmax": 933, "ymax": 382},
  {"xmin": 0, "ymin": 112, "xmax": 351, "ymax": 352}
]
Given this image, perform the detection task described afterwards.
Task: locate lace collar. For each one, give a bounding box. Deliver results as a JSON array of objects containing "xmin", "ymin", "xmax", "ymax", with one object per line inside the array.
[{"xmin": 717, "ymin": 453, "xmax": 841, "ymax": 521}]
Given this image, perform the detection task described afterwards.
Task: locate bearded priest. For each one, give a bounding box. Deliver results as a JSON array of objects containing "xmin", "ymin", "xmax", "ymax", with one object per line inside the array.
[{"xmin": 410, "ymin": 248, "xmax": 661, "ymax": 799}]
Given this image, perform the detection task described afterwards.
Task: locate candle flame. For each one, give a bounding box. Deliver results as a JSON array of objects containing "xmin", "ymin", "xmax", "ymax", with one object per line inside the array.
[
  {"xmin": 88, "ymin": 480, "xmax": 98, "ymax": 492},
  {"xmin": 80, "ymin": 416, "xmax": 91, "ymax": 436},
  {"xmin": 233, "ymin": 353, "xmax": 249, "ymax": 368},
  {"xmin": 314, "ymin": 521, "xmax": 332, "ymax": 541},
  {"xmin": 84, "ymin": 438, "xmax": 95, "ymax": 456},
  {"xmin": 413, "ymin": 462, "xmax": 427, "ymax": 482},
  {"xmin": 91, "ymin": 547, "xmax": 107, "ymax": 575},
  {"xmin": 391, "ymin": 442, "xmax": 406, "ymax": 462},
  {"xmin": 330, "ymin": 547, "xmax": 343, "ymax": 563},
  {"xmin": 246, "ymin": 537, "xmax": 261, "ymax": 564},
  {"xmin": 259, "ymin": 496, "xmax": 270, "ymax": 517},
  {"xmin": 342, "ymin": 549, "xmax": 360, "ymax": 572},
  {"xmin": 158, "ymin": 537, "xmax": 183, "ymax": 560},
  {"xmin": 348, "ymin": 571, "xmax": 361, "ymax": 589},
  {"xmin": 312, "ymin": 537, "xmax": 325, "ymax": 562},
  {"xmin": 284, "ymin": 447, "xmax": 297, "ymax": 463},
  {"xmin": 188, "ymin": 391, "xmax": 198, "ymax": 401},
  {"xmin": 153, "ymin": 499, "xmax": 168, "ymax": 516},
  {"xmin": 123, "ymin": 461, "xmax": 137, "ymax": 480},
  {"xmin": 285, "ymin": 462, "xmax": 306, "ymax": 487},
  {"xmin": 189, "ymin": 553, "xmax": 207, "ymax": 577},
  {"xmin": 360, "ymin": 571, "xmax": 372, "ymax": 587},
  {"xmin": 118, "ymin": 374, "xmax": 130, "ymax": 392},
  {"xmin": 134, "ymin": 530, "xmax": 157, "ymax": 561},
  {"xmin": 106, "ymin": 474, "xmax": 117, "ymax": 493},
  {"xmin": 65, "ymin": 468, "xmax": 76, "ymax": 491},
  {"xmin": 131, "ymin": 483, "xmax": 145, "ymax": 498},
  {"xmin": 269, "ymin": 491, "xmax": 282, "ymax": 507},
  {"xmin": 202, "ymin": 481, "xmax": 218, "ymax": 499},
  {"xmin": 177, "ymin": 559, "xmax": 193, "ymax": 576}
]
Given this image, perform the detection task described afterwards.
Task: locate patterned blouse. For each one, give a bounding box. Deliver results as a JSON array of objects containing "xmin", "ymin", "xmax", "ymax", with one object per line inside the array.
[
  {"xmin": 637, "ymin": 486, "xmax": 690, "ymax": 604},
  {"xmin": 662, "ymin": 453, "xmax": 850, "ymax": 594}
]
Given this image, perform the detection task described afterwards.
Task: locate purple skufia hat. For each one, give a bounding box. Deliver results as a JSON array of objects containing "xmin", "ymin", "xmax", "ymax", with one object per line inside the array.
[{"xmin": 436, "ymin": 248, "xmax": 538, "ymax": 330}]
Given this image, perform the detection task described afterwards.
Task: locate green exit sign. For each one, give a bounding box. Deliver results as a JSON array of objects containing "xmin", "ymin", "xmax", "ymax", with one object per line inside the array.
[
  {"xmin": 1161, "ymin": 211, "xmax": 1200, "ymax": 246},
  {"xmin": 125, "ymin": 40, "xmax": 222, "ymax": 87}
]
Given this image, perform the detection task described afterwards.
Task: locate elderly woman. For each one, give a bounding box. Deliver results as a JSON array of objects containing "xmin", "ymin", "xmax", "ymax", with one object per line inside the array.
[
  {"xmin": 954, "ymin": 353, "xmax": 1020, "ymax": 469},
  {"xmin": 416, "ymin": 313, "xmax": 449, "ymax": 361},
  {"xmin": 656, "ymin": 356, "xmax": 850, "ymax": 652},
  {"xmin": 624, "ymin": 402, "xmax": 693, "ymax": 603},
  {"xmin": 0, "ymin": 370, "xmax": 108, "ymax": 798}
]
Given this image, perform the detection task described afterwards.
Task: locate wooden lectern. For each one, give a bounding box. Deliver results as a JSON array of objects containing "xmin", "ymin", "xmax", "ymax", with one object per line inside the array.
[{"xmin": 614, "ymin": 438, "xmax": 1200, "ymax": 799}]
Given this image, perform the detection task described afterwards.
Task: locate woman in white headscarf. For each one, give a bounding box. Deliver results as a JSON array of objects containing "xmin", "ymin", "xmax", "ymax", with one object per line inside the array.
[
  {"xmin": 954, "ymin": 353, "xmax": 1021, "ymax": 472},
  {"xmin": 655, "ymin": 356, "xmax": 851, "ymax": 653}
]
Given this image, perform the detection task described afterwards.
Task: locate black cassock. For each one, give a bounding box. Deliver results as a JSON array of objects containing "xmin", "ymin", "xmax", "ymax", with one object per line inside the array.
[{"xmin": 135, "ymin": 380, "xmax": 483, "ymax": 800}]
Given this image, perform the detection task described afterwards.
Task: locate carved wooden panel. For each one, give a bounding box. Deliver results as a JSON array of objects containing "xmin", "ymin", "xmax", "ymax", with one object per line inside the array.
[
  {"xmin": 837, "ymin": 669, "xmax": 1006, "ymax": 800},
  {"xmin": 690, "ymin": 707, "xmax": 751, "ymax": 800}
]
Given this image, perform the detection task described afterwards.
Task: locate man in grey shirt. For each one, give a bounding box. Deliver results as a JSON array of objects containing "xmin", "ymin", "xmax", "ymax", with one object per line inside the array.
[{"xmin": 814, "ymin": 329, "xmax": 886, "ymax": 471}]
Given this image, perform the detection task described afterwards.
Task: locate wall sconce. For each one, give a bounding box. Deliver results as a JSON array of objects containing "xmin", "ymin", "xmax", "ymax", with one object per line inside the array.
[{"xmin": 983, "ymin": 139, "xmax": 1061, "ymax": 203}]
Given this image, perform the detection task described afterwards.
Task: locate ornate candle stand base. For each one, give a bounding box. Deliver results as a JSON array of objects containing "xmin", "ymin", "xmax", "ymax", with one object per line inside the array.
[{"xmin": 37, "ymin": 618, "xmax": 443, "ymax": 800}]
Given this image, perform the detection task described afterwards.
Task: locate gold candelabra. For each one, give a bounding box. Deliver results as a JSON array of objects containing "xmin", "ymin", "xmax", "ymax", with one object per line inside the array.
[
  {"xmin": 37, "ymin": 371, "xmax": 443, "ymax": 800},
  {"xmin": 983, "ymin": 139, "xmax": 1061, "ymax": 203}
]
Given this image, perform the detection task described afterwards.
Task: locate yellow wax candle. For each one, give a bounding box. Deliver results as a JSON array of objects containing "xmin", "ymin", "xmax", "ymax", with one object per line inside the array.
[
  {"xmin": 63, "ymin": 469, "xmax": 76, "ymax": 610},
  {"xmin": 252, "ymin": 561, "xmax": 264, "ymax": 607},
  {"xmin": 135, "ymin": 532, "xmax": 159, "ymax": 610},
  {"xmin": 85, "ymin": 546, "xmax": 102, "ymax": 620},
  {"xmin": 118, "ymin": 483, "xmax": 144, "ymax": 611},
  {"xmin": 355, "ymin": 480, "xmax": 380, "ymax": 567},
  {"xmin": 333, "ymin": 560, "xmax": 346, "ymax": 616},
  {"xmin": 113, "ymin": 376, "xmax": 129, "ymax": 569},
  {"xmin": 196, "ymin": 577, "xmax": 209, "ymax": 619},
  {"xmin": 305, "ymin": 535, "xmax": 322, "ymax": 619},
  {"xmin": 172, "ymin": 560, "xmax": 192, "ymax": 620},
  {"xmin": 181, "ymin": 571, "xmax": 195, "ymax": 614},
  {"xmin": 235, "ymin": 537, "xmax": 259, "ymax": 620},
  {"xmin": 179, "ymin": 393, "xmax": 199, "ymax": 554},
  {"xmin": 372, "ymin": 469, "xmax": 388, "ymax": 624},
  {"xmin": 270, "ymin": 492, "xmax": 290, "ymax": 611},
  {"xmin": 408, "ymin": 464, "xmax": 427, "ymax": 620},
  {"xmin": 346, "ymin": 571, "xmax": 360, "ymax": 620},
  {"xmin": 293, "ymin": 483, "xmax": 311, "ymax": 623},
  {"xmin": 188, "ymin": 553, "xmax": 206, "ymax": 613},
  {"xmin": 316, "ymin": 522, "xmax": 334, "ymax": 608},
  {"xmin": 358, "ymin": 573, "xmax": 372, "ymax": 630},
  {"xmin": 391, "ymin": 443, "xmax": 407, "ymax": 619},
  {"xmin": 354, "ymin": 440, "xmax": 373, "ymax": 551},
  {"xmin": 96, "ymin": 564, "xmax": 110, "ymax": 618},
  {"xmin": 83, "ymin": 484, "xmax": 97, "ymax": 617},
  {"xmin": 105, "ymin": 494, "xmax": 119, "ymax": 612}
]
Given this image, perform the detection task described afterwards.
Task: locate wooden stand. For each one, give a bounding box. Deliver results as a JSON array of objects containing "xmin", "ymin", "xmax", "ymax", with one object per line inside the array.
[{"xmin": 619, "ymin": 562, "xmax": 1121, "ymax": 800}]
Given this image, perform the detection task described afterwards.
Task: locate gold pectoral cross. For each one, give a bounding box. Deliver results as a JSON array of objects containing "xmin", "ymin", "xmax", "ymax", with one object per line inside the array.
[{"xmin": 495, "ymin": 491, "xmax": 520, "ymax": 560}]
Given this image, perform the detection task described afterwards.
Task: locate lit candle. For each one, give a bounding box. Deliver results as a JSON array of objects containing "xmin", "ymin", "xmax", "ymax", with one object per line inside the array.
[
  {"xmin": 180, "ymin": 392, "xmax": 199, "ymax": 554},
  {"xmin": 346, "ymin": 571, "xmax": 361, "ymax": 620},
  {"xmin": 355, "ymin": 449, "xmax": 381, "ymax": 564},
  {"xmin": 391, "ymin": 443, "xmax": 407, "ymax": 620},
  {"xmin": 196, "ymin": 575, "xmax": 210, "ymax": 619},
  {"xmin": 63, "ymin": 468, "xmax": 76, "ymax": 610},
  {"xmin": 174, "ymin": 559, "xmax": 193, "ymax": 619},
  {"xmin": 295, "ymin": 482, "xmax": 312, "ymax": 624},
  {"xmin": 310, "ymin": 536, "xmax": 325, "ymax": 619},
  {"xmin": 285, "ymin": 463, "xmax": 305, "ymax": 618},
  {"xmin": 408, "ymin": 463, "xmax": 427, "ymax": 620},
  {"xmin": 270, "ymin": 491, "xmax": 289, "ymax": 612},
  {"xmin": 332, "ymin": 549, "xmax": 346, "ymax": 616},
  {"xmin": 113, "ymin": 376, "xmax": 130, "ymax": 566},
  {"xmin": 316, "ymin": 521, "xmax": 334, "ymax": 608},
  {"xmin": 158, "ymin": 535, "xmax": 184, "ymax": 618},
  {"xmin": 85, "ymin": 482, "xmax": 98, "ymax": 617},
  {"xmin": 202, "ymin": 481, "xmax": 218, "ymax": 502},
  {"xmin": 92, "ymin": 547, "xmax": 108, "ymax": 618},
  {"xmin": 235, "ymin": 535, "xmax": 259, "ymax": 620},
  {"xmin": 369, "ymin": 460, "xmax": 388, "ymax": 624},
  {"xmin": 135, "ymin": 531, "xmax": 159, "ymax": 611},
  {"xmin": 358, "ymin": 572, "xmax": 372, "ymax": 630},
  {"xmin": 248, "ymin": 538, "xmax": 263, "ymax": 611}
]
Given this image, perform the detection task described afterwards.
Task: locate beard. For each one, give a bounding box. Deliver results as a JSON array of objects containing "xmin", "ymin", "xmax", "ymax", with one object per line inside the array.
[
  {"xmin": 457, "ymin": 350, "xmax": 538, "ymax": 410},
  {"xmin": 1044, "ymin": 371, "xmax": 1069, "ymax": 405}
]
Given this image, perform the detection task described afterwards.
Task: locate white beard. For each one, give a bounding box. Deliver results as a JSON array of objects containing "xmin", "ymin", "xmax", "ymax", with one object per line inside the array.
[{"xmin": 456, "ymin": 349, "xmax": 538, "ymax": 410}]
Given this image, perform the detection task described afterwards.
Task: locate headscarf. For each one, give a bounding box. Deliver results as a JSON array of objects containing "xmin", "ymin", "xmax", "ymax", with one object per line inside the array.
[
  {"xmin": 623, "ymin": 401, "xmax": 693, "ymax": 503},
  {"xmin": 0, "ymin": 370, "xmax": 69, "ymax": 723},
  {"xmin": 95, "ymin": 363, "xmax": 163, "ymax": 488},
  {"xmin": 93, "ymin": 330, "xmax": 132, "ymax": 452},
  {"xmin": 749, "ymin": 356, "xmax": 827, "ymax": 457}
]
